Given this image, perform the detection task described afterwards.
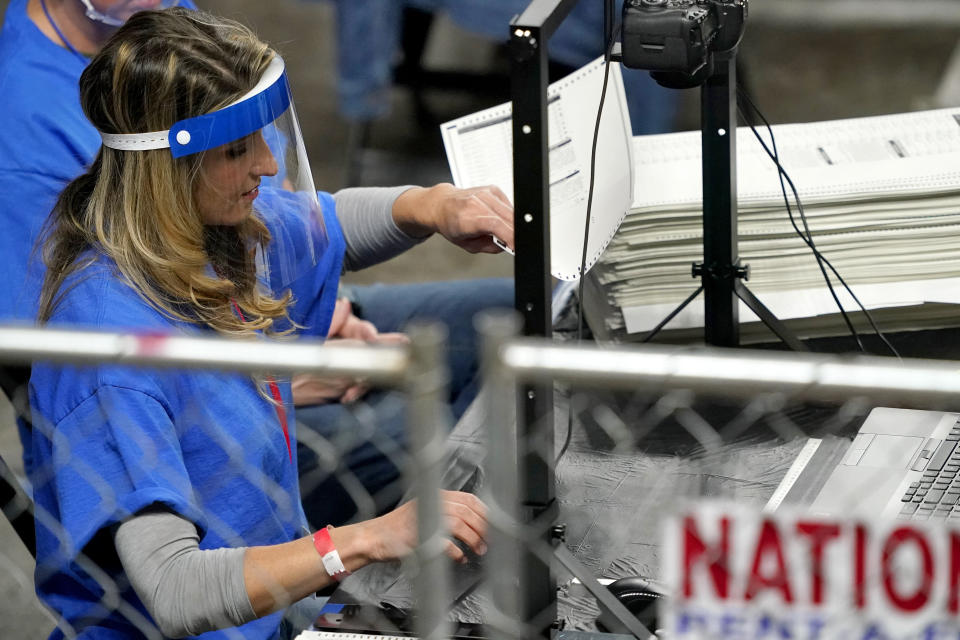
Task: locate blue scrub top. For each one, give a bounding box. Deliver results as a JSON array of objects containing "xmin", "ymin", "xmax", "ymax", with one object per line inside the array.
[
  {"xmin": 0, "ymin": 0, "xmax": 97, "ymax": 321},
  {"xmin": 0, "ymin": 0, "xmax": 199, "ymax": 322},
  {"xmin": 28, "ymin": 193, "xmax": 345, "ymax": 640}
]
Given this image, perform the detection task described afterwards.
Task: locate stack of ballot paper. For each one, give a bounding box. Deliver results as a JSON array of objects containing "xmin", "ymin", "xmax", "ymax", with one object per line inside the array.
[
  {"xmin": 439, "ymin": 55, "xmax": 960, "ymax": 344},
  {"xmin": 589, "ymin": 107, "xmax": 960, "ymax": 342}
]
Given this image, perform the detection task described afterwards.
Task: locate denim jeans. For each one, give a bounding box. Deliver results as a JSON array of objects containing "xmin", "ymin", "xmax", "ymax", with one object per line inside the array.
[
  {"xmin": 325, "ymin": 0, "xmax": 680, "ymax": 135},
  {"xmin": 295, "ymin": 278, "xmax": 513, "ymax": 528}
]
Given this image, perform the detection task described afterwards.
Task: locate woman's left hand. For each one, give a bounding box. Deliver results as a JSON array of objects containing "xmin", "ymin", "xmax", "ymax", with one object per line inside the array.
[
  {"xmin": 392, "ymin": 183, "xmax": 515, "ymax": 254},
  {"xmin": 291, "ymin": 299, "xmax": 408, "ymax": 406}
]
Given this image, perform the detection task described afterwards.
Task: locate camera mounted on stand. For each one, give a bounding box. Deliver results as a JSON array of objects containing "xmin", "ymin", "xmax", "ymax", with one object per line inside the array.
[{"xmin": 620, "ymin": 0, "xmax": 747, "ymax": 86}]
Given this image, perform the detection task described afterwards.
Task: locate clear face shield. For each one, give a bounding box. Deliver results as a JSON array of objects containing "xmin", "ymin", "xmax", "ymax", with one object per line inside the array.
[
  {"xmin": 99, "ymin": 55, "xmax": 328, "ymax": 285},
  {"xmin": 79, "ymin": 0, "xmax": 181, "ymax": 27}
]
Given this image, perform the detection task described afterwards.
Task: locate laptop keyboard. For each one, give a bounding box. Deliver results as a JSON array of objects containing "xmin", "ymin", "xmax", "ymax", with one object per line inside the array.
[{"xmin": 899, "ymin": 419, "xmax": 960, "ymax": 520}]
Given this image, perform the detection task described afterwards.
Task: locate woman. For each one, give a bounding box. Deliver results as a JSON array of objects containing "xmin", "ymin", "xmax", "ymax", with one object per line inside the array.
[
  {"xmin": 0, "ymin": 0, "xmax": 513, "ymax": 532},
  {"xmin": 29, "ymin": 8, "xmax": 487, "ymax": 639}
]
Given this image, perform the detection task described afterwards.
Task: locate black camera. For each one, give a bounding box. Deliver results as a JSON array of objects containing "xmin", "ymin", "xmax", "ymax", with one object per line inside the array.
[{"xmin": 621, "ymin": 0, "xmax": 747, "ymax": 84}]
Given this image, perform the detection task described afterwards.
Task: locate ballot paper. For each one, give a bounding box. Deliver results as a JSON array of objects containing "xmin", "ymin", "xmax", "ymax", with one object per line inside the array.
[
  {"xmin": 589, "ymin": 107, "xmax": 960, "ymax": 340},
  {"xmin": 440, "ymin": 56, "xmax": 634, "ymax": 281}
]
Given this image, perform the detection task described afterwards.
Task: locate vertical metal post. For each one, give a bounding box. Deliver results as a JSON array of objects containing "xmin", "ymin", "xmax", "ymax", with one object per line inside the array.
[
  {"xmin": 509, "ymin": 2, "xmax": 578, "ymax": 630},
  {"xmin": 478, "ymin": 311, "xmax": 524, "ymax": 640},
  {"xmin": 405, "ymin": 322, "xmax": 451, "ymax": 640},
  {"xmin": 509, "ymin": 2, "xmax": 579, "ymax": 633},
  {"xmin": 510, "ymin": 22, "xmax": 553, "ymax": 344},
  {"xmin": 700, "ymin": 51, "xmax": 740, "ymax": 347}
]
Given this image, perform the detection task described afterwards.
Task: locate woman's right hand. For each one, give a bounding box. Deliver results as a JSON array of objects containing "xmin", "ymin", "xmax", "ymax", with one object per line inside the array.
[
  {"xmin": 346, "ymin": 490, "xmax": 488, "ymax": 564},
  {"xmin": 245, "ymin": 491, "xmax": 487, "ymax": 617}
]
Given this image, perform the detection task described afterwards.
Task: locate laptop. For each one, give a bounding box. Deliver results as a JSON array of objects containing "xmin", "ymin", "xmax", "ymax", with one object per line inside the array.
[{"xmin": 808, "ymin": 407, "xmax": 960, "ymax": 520}]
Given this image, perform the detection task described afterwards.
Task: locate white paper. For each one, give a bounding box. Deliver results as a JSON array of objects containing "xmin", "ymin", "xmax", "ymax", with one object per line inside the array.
[
  {"xmin": 440, "ymin": 57, "xmax": 634, "ymax": 281},
  {"xmin": 600, "ymin": 107, "xmax": 960, "ymax": 337}
]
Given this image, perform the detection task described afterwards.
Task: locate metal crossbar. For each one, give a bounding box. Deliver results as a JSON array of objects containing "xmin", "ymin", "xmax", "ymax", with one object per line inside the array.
[
  {"xmin": 497, "ymin": 339, "xmax": 960, "ymax": 408},
  {"xmin": 0, "ymin": 323, "xmax": 450, "ymax": 640},
  {"xmin": 0, "ymin": 326, "xmax": 410, "ymax": 382}
]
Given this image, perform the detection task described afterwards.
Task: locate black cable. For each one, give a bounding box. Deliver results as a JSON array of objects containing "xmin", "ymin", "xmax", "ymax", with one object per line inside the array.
[
  {"xmin": 576, "ymin": 20, "xmax": 619, "ymax": 346},
  {"xmin": 739, "ymin": 98, "xmax": 864, "ymax": 353},
  {"xmin": 736, "ymin": 87, "xmax": 900, "ymax": 358},
  {"xmin": 738, "ymin": 91, "xmax": 898, "ymax": 357},
  {"xmin": 557, "ymin": 7, "xmax": 619, "ymax": 466},
  {"xmin": 735, "ymin": 88, "xmax": 862, "ymax": 350}
]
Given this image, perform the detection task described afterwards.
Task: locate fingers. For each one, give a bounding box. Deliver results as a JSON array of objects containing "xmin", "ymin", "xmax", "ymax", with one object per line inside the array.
[
  {"xmin": 326, "ymin": 298, "xmax": 353, "ymax": 337},
  {"xmin": 465, "ymin": 188, "xmax": 514, "ymax": 250},
  {"xmin": 459, "ymin": 235, "xmax": 509, "ymax": 254},
  {"xmin": 441, "ymin": 491, "xmax": 488, "ymax": 557},
  {"xmin": 342, "ymin": 316, "xmax": 378, "ymax": 342},
  {"xmin": 441, "ymin": 186, "xmax": 514, "ymax": 253},
  {"xmin": 373, "ymin": 492, "xmax": 488, "ymax": 564},
  {"xmin": 445, "ymin": 539, "xmax": 467, "ymax": 564},
  {"xmin": 340, "ymin": 382, "xmax": 369, "ymax": 404},
  {"xmin": 483, "ymin": 184, "xmax": 513, "ymax": 210},
  {"xmin": 291, "ymin": 372, "xmax": 358, "ymax": 405}
]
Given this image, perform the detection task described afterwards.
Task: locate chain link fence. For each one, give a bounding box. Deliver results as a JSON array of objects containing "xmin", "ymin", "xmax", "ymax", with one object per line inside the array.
[
  {"xmin": 4, "ymin": 318, "xmax": 960, "ymax": 639},
  {"xmin": 0, "ymin": 323, "xmax": 454, "ymax": 639},
  {"xmin": 472, "ymin": 314, "xmax": 960, "ymax": 640}
]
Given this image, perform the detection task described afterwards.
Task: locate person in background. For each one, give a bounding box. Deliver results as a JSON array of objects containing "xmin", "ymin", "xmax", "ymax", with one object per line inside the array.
[
  {"xmin": 29, "ymin": 8, "xmax": 489, "ymax": 638},
  {"xmin": 0, "ymin": 0, "xmax": 514, "ymax": 527},
  {"xmin": 326, "ymin": 0, "xmax": 681, "ymax": 136}
]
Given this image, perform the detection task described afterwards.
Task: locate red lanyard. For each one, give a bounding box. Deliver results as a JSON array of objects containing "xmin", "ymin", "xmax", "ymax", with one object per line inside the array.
[{"xmin": 230, "ymin": 300, "xmax": 292, "ymax": 463}]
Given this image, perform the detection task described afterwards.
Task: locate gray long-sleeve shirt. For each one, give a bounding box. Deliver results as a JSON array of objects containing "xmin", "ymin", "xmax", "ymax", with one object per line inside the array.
[
  {"xmin": 333, "ymin": 186, "xmax": 427, "ymax": 271},
  {"xmin": 115, "ymin": 509, "xmax": 255, "ymax": 638}
]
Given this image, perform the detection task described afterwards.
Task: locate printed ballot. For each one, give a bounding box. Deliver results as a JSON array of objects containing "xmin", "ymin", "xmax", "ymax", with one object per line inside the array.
[{"xmin": 440, "ymin": 57, "xmax": 634, "ymax": 281}]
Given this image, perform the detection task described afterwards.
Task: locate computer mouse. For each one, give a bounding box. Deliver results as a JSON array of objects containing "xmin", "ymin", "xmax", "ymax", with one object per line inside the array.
[{"xmin": 598, "ymin": 576, "xmax": 661, "ymax": 632}]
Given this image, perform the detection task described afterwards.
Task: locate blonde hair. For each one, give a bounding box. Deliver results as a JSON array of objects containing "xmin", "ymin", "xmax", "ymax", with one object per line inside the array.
[{"xmin": 39, "ymin": 8, "xmax": 292, "ymax": 337}]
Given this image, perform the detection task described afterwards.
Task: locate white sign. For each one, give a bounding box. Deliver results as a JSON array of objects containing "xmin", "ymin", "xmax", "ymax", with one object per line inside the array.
[{"xmin": 661, "ymin": 502, "xmax": 960, "ymax": 640}]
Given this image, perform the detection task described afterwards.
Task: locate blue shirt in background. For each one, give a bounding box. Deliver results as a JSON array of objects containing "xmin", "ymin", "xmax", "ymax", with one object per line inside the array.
[
  {"xmin": 0, "ymin": 0, "xmax": 197, "ymax": 323},
  {"xmin": 0, "ymin": 0, "xmax": 98, "ymax": 321}
]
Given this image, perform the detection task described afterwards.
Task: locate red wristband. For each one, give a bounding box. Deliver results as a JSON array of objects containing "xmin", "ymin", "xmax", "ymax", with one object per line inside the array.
[{"xmin": 313, "ymin": 526, "xmax": 350, "ymax": 581}]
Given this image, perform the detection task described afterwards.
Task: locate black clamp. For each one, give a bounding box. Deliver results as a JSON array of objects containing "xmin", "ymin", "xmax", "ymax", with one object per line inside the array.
[
  {"xmin": 692, "ymin": 261, "xmax": 750, "ymax": 281},
  {"xmin": 551, "ymin": 523, "xmax": 567, "ymax": 545}
]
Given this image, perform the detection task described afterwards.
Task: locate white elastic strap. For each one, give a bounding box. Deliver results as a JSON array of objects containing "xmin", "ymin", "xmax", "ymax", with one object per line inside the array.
[{"xmin": 100, "ymin": 130, "xmax": 171, "ymax": 151}]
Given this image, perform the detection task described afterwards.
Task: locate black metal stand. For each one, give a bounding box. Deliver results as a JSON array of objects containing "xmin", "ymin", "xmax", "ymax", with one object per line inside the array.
[
  {"xmin": 509, "ymin": 1, "xmax": 577, "ymax": 634},
  {"xmin": 699, "ymin": 51, "xmax": 741, "ymax": 346},
  {"xmin": 696, "ymin": 52, "xmax": 805, "ymax": 350},
  {"xmin": 508, "ymin": 3, "xmax": 804, "ymax": 637},
  {"xmin": 634, "ymin": 50, "xmax": 806, "ymax": 351}
]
